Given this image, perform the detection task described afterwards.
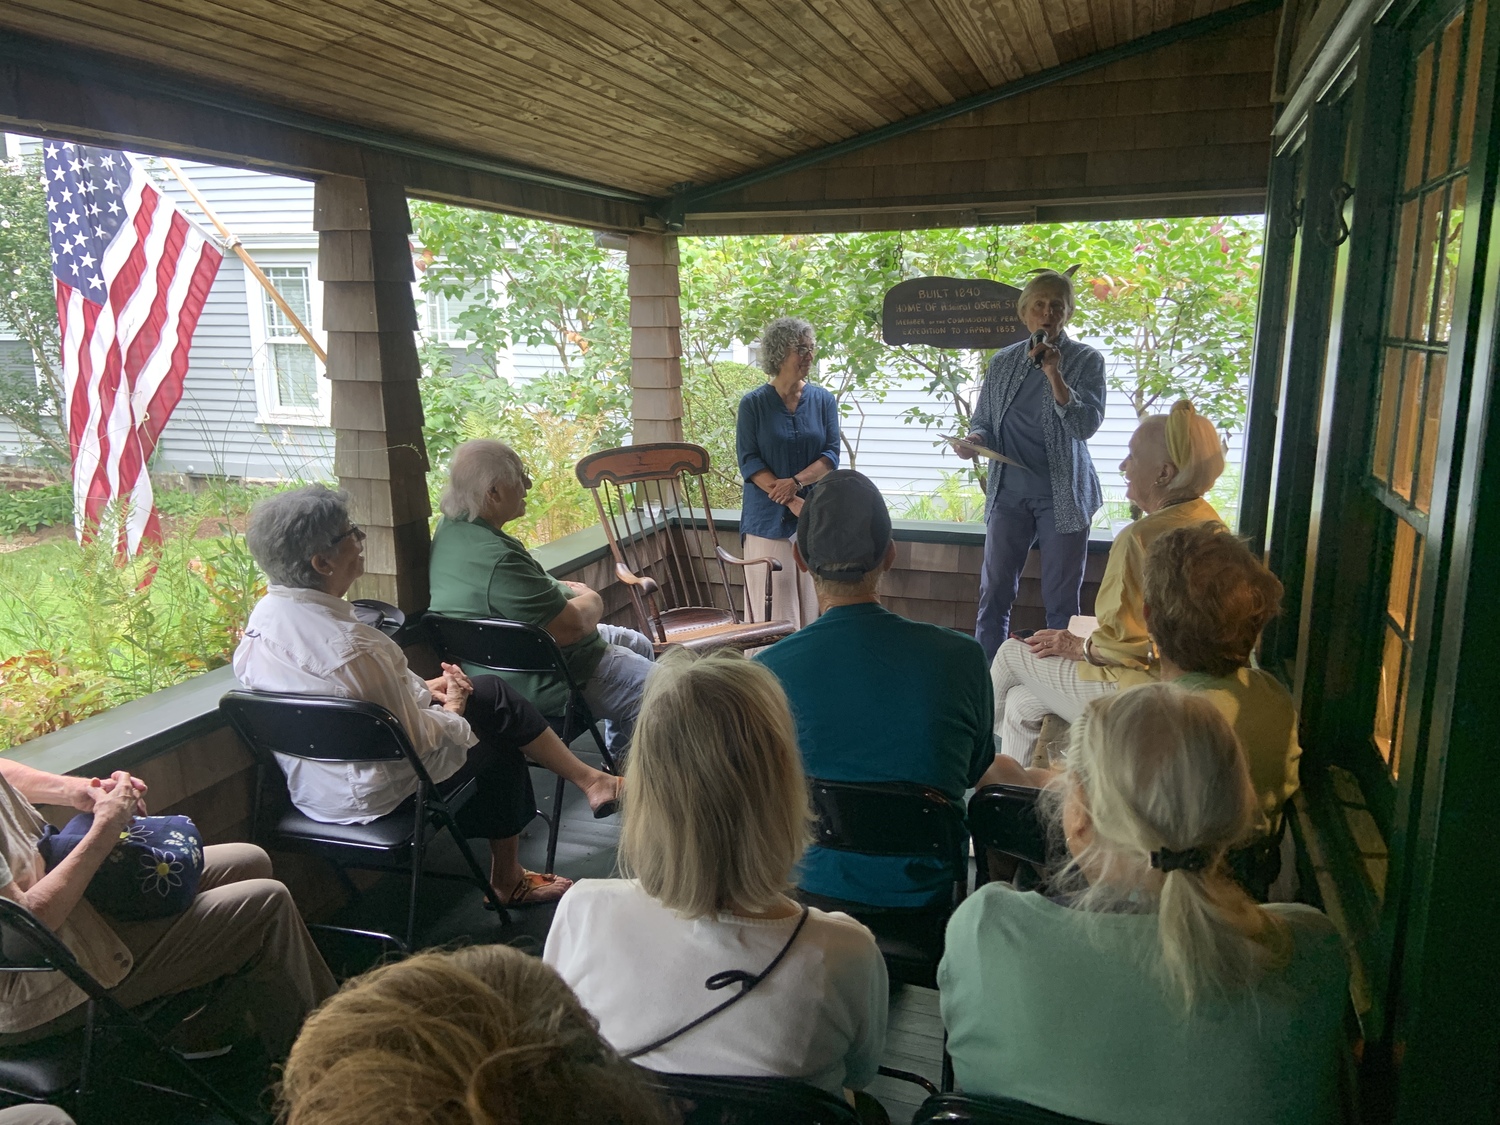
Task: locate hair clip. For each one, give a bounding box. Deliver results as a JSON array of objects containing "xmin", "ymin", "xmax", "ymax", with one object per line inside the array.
[{"xmin": 1150, "ymin": 846, "xmax": 1210, "ymax": 873}]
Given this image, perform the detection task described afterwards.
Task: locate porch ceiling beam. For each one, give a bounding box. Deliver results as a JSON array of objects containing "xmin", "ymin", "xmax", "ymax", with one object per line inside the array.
[
  {"xmin": 0, "ymin": 29, "xmax": 653, "ymax": 231},
  {"xmin": 664, "ymin": 0, "xmax": 1284, "ymax": 227}
]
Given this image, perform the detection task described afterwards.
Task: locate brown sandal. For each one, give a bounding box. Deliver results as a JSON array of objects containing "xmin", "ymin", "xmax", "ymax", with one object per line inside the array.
[{"xmin": 505, "ymin": 871, "xmax": 573, "ymax": 906}]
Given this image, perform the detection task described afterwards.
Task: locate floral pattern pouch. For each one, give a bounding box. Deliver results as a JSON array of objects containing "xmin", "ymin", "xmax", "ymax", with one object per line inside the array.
[{"xmin": 38, "ymin": 814, "xmax": 203, "ymax": 921}]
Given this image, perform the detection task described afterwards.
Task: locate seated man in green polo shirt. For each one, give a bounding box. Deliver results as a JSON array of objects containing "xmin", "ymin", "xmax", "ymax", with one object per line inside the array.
[
  {"xmin": 428, "ymin": 440, "xmax": 656, "ymax": 756},
  {"xmin": 756, "ymin": 470, "xmax": 995, "ymax": 909}
]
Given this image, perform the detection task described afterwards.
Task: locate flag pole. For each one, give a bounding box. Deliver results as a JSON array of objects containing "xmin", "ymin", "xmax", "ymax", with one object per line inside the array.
[{"xmin": 160, "ymin": 159, "xmax": 329, "ymax": 366}]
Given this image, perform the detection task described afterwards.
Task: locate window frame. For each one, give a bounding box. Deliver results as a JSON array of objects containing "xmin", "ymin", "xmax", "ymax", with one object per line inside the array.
[{"xmin": 243, "ymin": 249, "xmax": 329, "ymax": 426}]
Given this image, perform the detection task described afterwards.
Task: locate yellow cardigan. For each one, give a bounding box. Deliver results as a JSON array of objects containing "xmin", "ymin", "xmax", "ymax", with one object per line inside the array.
[{"xmin": 1079, "ymin": 498, "xmax": 1223, "ymax": 685}]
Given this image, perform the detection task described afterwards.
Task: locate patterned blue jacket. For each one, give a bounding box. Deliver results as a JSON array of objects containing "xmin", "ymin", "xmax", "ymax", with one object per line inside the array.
[{"xmin": 968, "ymin": 334, "xmax": 1107, "ymax": 534}]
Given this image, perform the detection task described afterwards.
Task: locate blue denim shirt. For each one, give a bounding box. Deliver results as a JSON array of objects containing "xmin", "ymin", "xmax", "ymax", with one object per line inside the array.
[
  {"xmin": 736, "ymin": 381, "xmax": 840, "ymax": 540},
  {"xmin": 969, "ymin": 334, "xmax": 1106, "ymax": 534}
]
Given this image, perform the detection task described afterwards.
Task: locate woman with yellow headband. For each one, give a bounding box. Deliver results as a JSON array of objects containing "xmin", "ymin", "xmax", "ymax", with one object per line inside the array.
[{"xmin": 982, "ymin": 400, "xmax": 1225, "ymax": 772}]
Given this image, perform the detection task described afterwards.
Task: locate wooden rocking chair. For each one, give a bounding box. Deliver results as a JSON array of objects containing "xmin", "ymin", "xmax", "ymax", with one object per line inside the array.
[{"xmin": 575, "ymin": 442, "xmax": 795, "ymax": 653}]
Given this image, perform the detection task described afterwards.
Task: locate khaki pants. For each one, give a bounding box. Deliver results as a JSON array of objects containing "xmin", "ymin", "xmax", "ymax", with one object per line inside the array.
[
  {"xmin": 3, "ymin": 844, "xmax": 335, "ymax": 1059},
  {"xmin": 742, "ymin": 534, "xmax": 819, "ymax": 629}
]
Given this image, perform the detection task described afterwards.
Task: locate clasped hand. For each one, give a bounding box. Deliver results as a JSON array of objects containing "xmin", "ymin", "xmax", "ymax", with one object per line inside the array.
[
  {"xmin": 85, "ymin": 770, "xmax": 148, "ymax": 831},
  {"xmin": 767, "ymin": 477, "xmax": 800, "ymax": 506},
  {"xmin": 427, "ymin": 662, "xmax": 475, "ymax": 714},
  {"xmin": 1024, "ymin": 628, "xmax": 1086, "ymax": 661}
]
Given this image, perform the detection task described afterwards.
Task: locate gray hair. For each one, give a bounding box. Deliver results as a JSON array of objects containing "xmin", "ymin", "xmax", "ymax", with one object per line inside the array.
[
  {"xmin": 1043, "ymin": 684, "xmax": 1290, "ymax": 1012},
  {"xmin": 246, "ymin": 484, "xmax": 352, "ymax": 590},
  {"xmin": 757, "ymin": 317, "xmax": 814, "ymax": 376},
  {"xmin": 440, "ymin": 439, "xmax": 525, "ymax": 522},
  {"xmin": 1017, "ymin": 269, "xmax": 1076, "ymax": 324}
]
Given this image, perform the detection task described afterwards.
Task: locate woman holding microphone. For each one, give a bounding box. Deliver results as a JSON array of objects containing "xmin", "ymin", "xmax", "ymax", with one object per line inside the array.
[{"xmin": 955, "ymin": 269, "xmax": 1107, "ymax": 663}]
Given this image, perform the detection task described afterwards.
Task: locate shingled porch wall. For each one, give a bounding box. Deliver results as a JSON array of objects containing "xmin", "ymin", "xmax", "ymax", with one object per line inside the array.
[{"xmin": 315, "ymin": 174, "xmax": 432, "ymax": 611}]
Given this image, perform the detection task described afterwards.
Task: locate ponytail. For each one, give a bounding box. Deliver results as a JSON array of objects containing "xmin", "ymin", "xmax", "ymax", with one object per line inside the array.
[{"xmin": 1051, "ymin": 684, "xmax": 1291, "ymax": 1011}]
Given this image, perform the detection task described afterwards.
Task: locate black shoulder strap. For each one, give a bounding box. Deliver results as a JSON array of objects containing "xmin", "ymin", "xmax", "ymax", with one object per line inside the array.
[{"xmin": 622, "ymin": 904, "xmax": 810, "ymax": 1061}]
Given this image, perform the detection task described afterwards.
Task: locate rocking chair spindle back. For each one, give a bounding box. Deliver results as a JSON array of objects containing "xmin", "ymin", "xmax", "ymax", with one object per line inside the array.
[{"xmin": 575, "ymin": 443, "xmax": 796, "ymax": 653}]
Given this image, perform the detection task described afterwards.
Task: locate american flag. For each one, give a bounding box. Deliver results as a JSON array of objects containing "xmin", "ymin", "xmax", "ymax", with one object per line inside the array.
[{"xmin": 45, "ymin": 140, "xmax": 222, "ymax": 553}]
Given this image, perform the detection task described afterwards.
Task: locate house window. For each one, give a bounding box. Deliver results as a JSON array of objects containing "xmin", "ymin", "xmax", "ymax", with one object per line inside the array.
[
  {"xmin": 262, "ymin": 267, "xmax": 318, "ymax": 409},
  {"xmin": 247, "ymin": 257, "xmax": 327, "ymax": 423},
  {"xmin": 419, "ymin": 275, "xmax": 491, "ymax": 346},
  {"xmin": 1365, "ymin": 0, "xmax": 1485, "ymax": 780}
]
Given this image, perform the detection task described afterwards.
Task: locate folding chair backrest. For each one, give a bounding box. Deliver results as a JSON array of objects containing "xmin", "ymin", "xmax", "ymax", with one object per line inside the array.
[
  {"xmin": 575, "ymin": 442, "xmax": 737, "ymax": 620},
  {"xmin": 914, "ymin": 1091, "xmax": 1105, "ymax": 1124},
  {"xmin": 423, "ymin": 614, "xmax": 570, "ymax": 678},
  {"xmin": 642, "ymin": 1070, "xmax": 859, "ymax": 1125},
  {"xmin": 809, "ymin": 780, "xmax": 968, "ymax": 868},
  {"xmin": 0, "ymin": 898, "xmax": 97, "ymax": 988},
  {"xmin": 219, "ymin": 690, "xmax": 415, "ymax": 765},
  {"xmin": 967, "ymin": 784, "xmax": 1049, "ymax": 867}
]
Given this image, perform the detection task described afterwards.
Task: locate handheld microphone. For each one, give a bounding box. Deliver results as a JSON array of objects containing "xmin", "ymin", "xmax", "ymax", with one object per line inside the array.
[{"xmin": 1030, "ymin": 329, "xmax": 1048, "ymax": 368}]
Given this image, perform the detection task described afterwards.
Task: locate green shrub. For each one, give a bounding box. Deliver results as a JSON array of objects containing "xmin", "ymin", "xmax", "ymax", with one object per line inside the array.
[{"xmin": 0, "ymin": 483, "xmax": 73, "ymax": 535}]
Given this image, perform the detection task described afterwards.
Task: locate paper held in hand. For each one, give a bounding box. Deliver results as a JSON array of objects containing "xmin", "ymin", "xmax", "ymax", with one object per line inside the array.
[{"xmin": 945, "ymin": 435, "xmax": 1021, "ymax": 467}]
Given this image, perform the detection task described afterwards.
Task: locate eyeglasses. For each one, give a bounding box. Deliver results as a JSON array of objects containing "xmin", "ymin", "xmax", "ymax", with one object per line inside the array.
[
  {"xmin": 331, "ymin": 524, "xmax": 366, "ymax": 545},
  {"xmin": 794, "ymin": 343, "xmax": 816, "ymax": 358}
]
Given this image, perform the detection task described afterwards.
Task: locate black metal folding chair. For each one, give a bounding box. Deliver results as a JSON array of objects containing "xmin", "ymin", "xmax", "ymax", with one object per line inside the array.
[
  {"xmin": 641, "ymin": 1071, "xmax": 861, "ymax": 1125},
  {"xmin": 0, "ymin": 898, "xmax": 258, "ymax": 1125},
  {"xmin": 912, "ymin": 1092, "xmax": 1104, "ymax": 1124},
  {"xmin": 219, "ymin": 690, "xmax": 510, "ymax": 951},
  {"xmin": 422, "ymin": 613, "xmax": 620, "ymax": 874},
  {"xmin": 801, "ymin": 779, "xmax": 969, "ymax": 990},
  {"xmin": 967, "ymin": 784, "xmax": 1050, "ymax": 891}
]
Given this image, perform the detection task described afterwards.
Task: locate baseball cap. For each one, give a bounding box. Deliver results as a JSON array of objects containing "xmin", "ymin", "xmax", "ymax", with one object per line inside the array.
[{"xmin": 796, "ymin": 470, "xmax": 892, "ymax": 580}]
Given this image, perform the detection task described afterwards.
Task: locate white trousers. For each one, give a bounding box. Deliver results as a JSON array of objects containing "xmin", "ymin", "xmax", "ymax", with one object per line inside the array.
[
  {"xmin": 991, "ymin": 638, "xmax": 1117, "ymax": 766},
  {"xmin": 741, "ymin": 534, "xmax": 820, "ymax": 629}
]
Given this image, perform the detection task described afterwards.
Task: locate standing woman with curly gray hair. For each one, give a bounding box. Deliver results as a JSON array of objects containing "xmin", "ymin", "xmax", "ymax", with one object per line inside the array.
[{"xmin": 735, "ymin": 317, "xmax": 840, "ymax": 628}]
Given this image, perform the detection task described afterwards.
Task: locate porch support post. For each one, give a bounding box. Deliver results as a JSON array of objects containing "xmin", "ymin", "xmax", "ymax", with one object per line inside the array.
[
  {"xmin": 313, "ymin": 174, "xmax": 432, "ymax": 611},
  {"xmin": 628, "ymin": 233, "xmax": 683, "ymax": 444}
]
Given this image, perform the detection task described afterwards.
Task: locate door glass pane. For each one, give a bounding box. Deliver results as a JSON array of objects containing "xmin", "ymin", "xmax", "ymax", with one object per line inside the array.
[
  {"xmin": 1457, "ymin": 0, "xmax": 1487, "ymax": 165},
  {"xmin": 1416, "ymin": 352, "xmax": 1449, "ymax": 512},
  {"xmin": 1426, "ymin": 13, "xmax": 1465, "ymax": 178},
  {"xmin": 1389, "ymin": 197, "xmax": 1421, "ymax": 338},
  {"xmin": 1406, "ymin": 43, "xmax": 1436, "ymax": 191},
  {"xmin": 1391, "ymin": 350, "xmax": 1427, "ymax": 499},
  {"xmin": 1412, "ymin": 189, "xmax": 1446, "ymax": 342},
  {"xmin": 1434, "ymin": 174, "xmax": 1468, "ymax": 341},
  {"xmin": 1372, "ymin": 347, "xmax": 1405, "ymax": 485},
  {"xmin": 1386, "ymin": 519, "xmax": 1419, "ymax": 632},
  {"xmin": 1374, "ymin": 626, "xmax": 1405, "ymax": 766}
]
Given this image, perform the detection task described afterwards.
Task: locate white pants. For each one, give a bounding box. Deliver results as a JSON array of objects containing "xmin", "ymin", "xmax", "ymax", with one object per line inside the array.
[
  {"xmin": 742, "ymin": 534, "xmax": 819, "ymax": 629},
  {"xmin": 991, "ymin": 638, "xmax": 1117, "ymax": 766}
]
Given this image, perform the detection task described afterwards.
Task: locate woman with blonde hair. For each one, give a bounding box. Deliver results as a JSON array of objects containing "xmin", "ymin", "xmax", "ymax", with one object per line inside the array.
[
  {"xmin": 955, "ymin": 268, "xmax": 1107, "ymax": 662},
  {"xmin": 278, "ymin": 944, "xmax": 667, "ymax": 1125},
  {"xmin": 985, "ymin": 399, "xmax": 1225, "ymax": 770},
  {"xmin": 543, "ymin": 649, "xmax": 888, "ymax": 1097},
  {"xmin": 940, "ymin": 684, "xmax": 1347, "ymax": 1124}
]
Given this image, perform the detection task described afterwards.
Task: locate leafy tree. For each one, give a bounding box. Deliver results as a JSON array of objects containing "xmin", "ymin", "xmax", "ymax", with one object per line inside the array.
[
  {"xmin": 409, "ymin": 204, "xmax": 1262, "ymax": 512},
  {"xmin": 0, "ymin": 153, "xmax": 68, "ymax": 467},
  {"xmin": 409, "ymin": 203, "xmax": 632, "ymax": 445}
]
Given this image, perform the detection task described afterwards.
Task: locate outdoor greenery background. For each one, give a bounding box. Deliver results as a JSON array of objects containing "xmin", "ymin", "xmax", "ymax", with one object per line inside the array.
[
  {"xmin": 411, "ymin": 204, "xmax": 1263, "ymax": 544},
  {"xmin": 0, "ymin": 149, "xmax": 1262, "ymax": 747}
]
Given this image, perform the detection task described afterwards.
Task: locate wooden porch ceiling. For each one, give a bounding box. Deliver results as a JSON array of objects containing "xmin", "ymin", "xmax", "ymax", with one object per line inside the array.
[{"xmin": 0, "ymin": 0, "xmax": 1279, "ymax": 231}]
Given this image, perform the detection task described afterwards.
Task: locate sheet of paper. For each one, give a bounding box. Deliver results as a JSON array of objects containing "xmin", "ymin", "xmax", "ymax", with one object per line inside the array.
[{"xmin": 944, "ymin": 435, "xmax": 1022, "ymax": 468}]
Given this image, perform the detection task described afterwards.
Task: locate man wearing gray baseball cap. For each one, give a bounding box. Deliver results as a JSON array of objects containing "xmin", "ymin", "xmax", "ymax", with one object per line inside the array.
[{"xmin": 757, "ymin": 470, "xmax": 994, "ymax": 911}]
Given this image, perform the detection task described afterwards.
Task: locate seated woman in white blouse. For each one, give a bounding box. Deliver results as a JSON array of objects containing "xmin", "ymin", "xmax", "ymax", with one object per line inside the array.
[
  {"xmin": 543, "ymin": 649, "xmax": 888, "ymax": 1098},
  {"xmin": 234, "ymin": 485, "xmax": 620, "ymax": 907}
]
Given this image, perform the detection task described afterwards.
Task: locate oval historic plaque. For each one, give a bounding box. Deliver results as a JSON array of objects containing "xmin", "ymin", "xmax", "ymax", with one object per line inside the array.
[{"xmin": 882, "ymin": 276, "xmax": 1031, "ymax": 350}]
